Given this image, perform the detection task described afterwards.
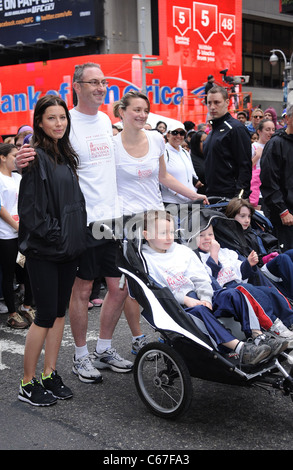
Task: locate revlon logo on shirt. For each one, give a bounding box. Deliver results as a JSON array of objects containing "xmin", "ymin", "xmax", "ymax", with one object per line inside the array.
[
  {"xmin": 166, "ymin": 272, "xmax": 190, "ymax": 289},
  {"xmin": 217, "ymin": 267, "xmax": 237, "ymax": 287},
  {"xmin": 137, "ymin": 167, "xmax": 152, "ymax": 179},
  {"xmin": 86, "ymin": 136, "xmax": 111, "ymax": 161}
]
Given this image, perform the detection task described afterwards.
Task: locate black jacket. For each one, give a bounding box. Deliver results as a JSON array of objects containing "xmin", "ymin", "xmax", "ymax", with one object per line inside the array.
[
  {"xmin": 18, "ymin": 148, "xmax": 87, "ymax": 262},
  {"xmin": 260, "ymin": 129, "xmax": 293, "ymax": 223},
  {"xmin": 203, "ymin": 112, "xmax": 252, "ymax": 198},
  {"xmin": 243, "ymin": 227, "xmax": 280, "ymax": 265}
]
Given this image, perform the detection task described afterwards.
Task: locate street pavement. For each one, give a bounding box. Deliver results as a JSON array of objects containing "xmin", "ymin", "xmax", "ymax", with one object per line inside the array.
[{"xmin": 1, "ymin": 292, "xmax": 293, "ymax": 453}]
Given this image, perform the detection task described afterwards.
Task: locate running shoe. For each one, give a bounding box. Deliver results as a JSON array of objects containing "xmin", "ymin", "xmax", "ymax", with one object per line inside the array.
[
  {"xmin": 131, "ymin": 334, "xmax": 148, "ymax": 355},
  {"xmin": 0, "ymin": 301, "xmax": 8, "ymax": 314},
  {"xmin": 90, "ymin": 298, "xmax": 104, "ymax": 306},
  {"xmin": 254, "ymin": 331, "xmax": 288, "ymax": 357},
  {"xmin": 269, "ymin": 318, "xmax": 293, "ymax": 349},
  {"xmin": 41, "ymin": 370, "xmax": 73, "ymax": 399},
  {"xmin": 92, "ymin": 348, "xmax": 133, "ymax": 373},
  {"xmin": 18, "ymin": 304, "xmax": 35, "ymax": 325},
  {"xmin": 240, "ymin": 341, "xmax": 271, "ymax": 365},
  {"xmin": 72, "ymin": 354, "xmax": 103, "ymax": 383},
  {"xmin": 132, "ymin": 335, "xmax": 157, "ymax": 360},
  {"xmin": 7, "ymin": 312, "xmax": 28, "ymax": 329},
  {"xmin": 18, "ymin": 377, "xmax": 57, "ymax": 406}
]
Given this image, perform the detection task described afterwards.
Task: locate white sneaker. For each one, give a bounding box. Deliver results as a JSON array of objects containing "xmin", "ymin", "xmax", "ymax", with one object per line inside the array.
[
  {"xmin": 72, "ymin": 354, "xmax": 103, "ymax": 383},
  {"xmin": 92, "ymin": 348, "xmax": 133, "ymax": 373},
  {"xmin": 131, "ymin": 334, "xmax": 148, "ymax": 355},
  {"xmin": 0, "ymin": 301, "xmax": 8, "ymax": 314},
  {"xmin": 269, "ymin": 318, "xmax": 293, "ymax": 349}
]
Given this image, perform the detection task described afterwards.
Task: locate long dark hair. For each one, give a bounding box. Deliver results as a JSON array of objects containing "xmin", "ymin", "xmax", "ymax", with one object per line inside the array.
[
  {"xmin": 190, "ymin": 130, "xmax": 207, "ymax": 156},
  {"xmin": 32, "ymin": 94, "xmax": 79, "ymax": 175}
]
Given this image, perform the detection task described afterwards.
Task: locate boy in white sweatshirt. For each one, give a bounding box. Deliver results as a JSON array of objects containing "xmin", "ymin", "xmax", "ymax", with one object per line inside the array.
[{"xmin": 142, "ymin": 210, "xmax": 271, "ymax": 365}]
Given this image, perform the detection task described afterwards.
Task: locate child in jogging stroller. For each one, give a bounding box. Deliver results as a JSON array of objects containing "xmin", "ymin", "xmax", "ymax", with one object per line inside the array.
[
  {"xmin": 113, "ymin": 208, "xmax": 293, "ymax": 419},
  {"xmin": 224, "ymin": 197, "xmax": 293, "ymax": 302}
]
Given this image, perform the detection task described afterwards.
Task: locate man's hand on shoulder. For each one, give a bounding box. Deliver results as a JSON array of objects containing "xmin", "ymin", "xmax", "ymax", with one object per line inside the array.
[{"xmin": 15, "ymin": 144, "xmax": 36, "ymax": 172}]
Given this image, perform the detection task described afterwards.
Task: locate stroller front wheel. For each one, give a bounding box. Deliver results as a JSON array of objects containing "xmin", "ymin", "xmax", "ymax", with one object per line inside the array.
[{"xmin": 134, "ymin": 341, "xmax": 193, "ymax": 419}]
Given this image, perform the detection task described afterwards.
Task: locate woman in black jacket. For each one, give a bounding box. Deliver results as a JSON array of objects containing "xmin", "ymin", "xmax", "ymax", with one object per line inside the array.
[
  {"xmin": 18, "ymin": 95, "xmax": 87, "ymax": 406},
  {"xmin": 189, "ymin": 130, "xmax": 207, "ymax": 194}
]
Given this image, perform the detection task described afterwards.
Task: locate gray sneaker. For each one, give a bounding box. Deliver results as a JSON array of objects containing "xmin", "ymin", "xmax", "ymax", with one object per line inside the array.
[
  {"xmin": 240, "ymin": 341, "xmax": 271, "ymax": 365},
  {"xmin": 92, "ymin": 348, "xmax": 133, "ymax": 373},
  {"xmin": 254, "ymin": 332, "xmax": 288, "ymax": 357},
  {"xmin": 72, "ymin": 354, "xmax": 103, "ymax": 383}
]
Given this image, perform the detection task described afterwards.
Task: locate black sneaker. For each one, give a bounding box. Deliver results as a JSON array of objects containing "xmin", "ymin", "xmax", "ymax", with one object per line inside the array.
[
  {"xmin": 41, "ymin": 370, "xmax": 73, "ymax": 400},
  {"xmin": 18, "ymin": 377, "xmax": 57, "ymax": 406}
]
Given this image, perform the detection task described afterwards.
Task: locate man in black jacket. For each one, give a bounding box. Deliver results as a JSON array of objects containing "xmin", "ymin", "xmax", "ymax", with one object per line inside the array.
[
  {"xmin": 203, "ymin": 86, "xmax": 252, "ymax": 199},
  {"xmin": 260, "ymin": 104, "xmax": 293, "ymax": 251}
]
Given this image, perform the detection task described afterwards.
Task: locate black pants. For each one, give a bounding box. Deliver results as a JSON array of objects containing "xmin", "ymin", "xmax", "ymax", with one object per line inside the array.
[
  {"xmin": 15, "ymin": 262, "xmax": 33, "ymax": 306},
  {"xmin": 26, "ymin": 257, "xmax": 78, "ymax": 328},
  {"xmin": 0, "ymin": 238, "xmax": 18, "ymax": 313},
  {"xmin": 273, "ymin": 222, "xmax": 293, "ymax": 252}
]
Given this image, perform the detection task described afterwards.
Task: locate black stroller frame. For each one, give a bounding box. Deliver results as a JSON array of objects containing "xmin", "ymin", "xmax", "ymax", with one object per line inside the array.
[{"xmin": 94, "ymin": 209, "xmax": 293, "ymax": 419}]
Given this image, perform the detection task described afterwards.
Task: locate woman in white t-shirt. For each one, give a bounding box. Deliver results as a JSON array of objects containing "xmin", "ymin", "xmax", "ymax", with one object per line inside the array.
[
  {"xmin": 112, "ymin": 91, "xmax": 208, "ymax": 353},
  {"xmin": 0, "ymin": 143, "xmax": 27, "ymax": 329},
  {"xmin": 161, "ymin": 124, "xmax": 202, "ymax": 204},
  {"xmin": 113, "ymin": 90, "xmax": 208, "ymax": 215},
  {"xmin": 250, "ymin": 118, "xmax": 275, "ymax": 208}
]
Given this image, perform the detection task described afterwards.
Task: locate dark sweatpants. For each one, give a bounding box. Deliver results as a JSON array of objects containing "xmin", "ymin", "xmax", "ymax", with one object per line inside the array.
[{"xmin": 26, "ymin": 257, "xmax": 78, "ymax": 328}]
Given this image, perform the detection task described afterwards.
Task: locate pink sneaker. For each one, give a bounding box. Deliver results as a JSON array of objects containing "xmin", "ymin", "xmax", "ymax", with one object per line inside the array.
[{"xmin": 91, "ymin": 298, "xmax": 104, "ymax": 306}]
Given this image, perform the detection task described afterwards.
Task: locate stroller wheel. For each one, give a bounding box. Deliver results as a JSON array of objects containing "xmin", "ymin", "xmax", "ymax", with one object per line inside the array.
[{"xmin": 134, "ymin": 341, "xmax": 193, "ymax": 419}]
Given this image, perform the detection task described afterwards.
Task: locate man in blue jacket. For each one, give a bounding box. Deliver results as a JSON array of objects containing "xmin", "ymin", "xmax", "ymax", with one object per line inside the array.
[{"xmin": 204, "ymin": 86, "xmax": 252, "ymax": 199}]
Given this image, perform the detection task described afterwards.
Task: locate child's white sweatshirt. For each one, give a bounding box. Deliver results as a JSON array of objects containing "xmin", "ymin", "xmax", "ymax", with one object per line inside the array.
[{"xmin": 142, "ymin": 242, "xmax": 213, "ymax": 305}]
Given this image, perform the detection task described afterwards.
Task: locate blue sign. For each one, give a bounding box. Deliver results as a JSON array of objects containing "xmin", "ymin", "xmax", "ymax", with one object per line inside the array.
[{"xmin": 0, "ymin": 0, "xmax": 102, "ymax": 46}]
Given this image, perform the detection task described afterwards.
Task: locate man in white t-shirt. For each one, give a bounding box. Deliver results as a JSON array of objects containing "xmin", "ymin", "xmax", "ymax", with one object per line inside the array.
[
  {"xmin": 15, "ymin": 63, "xmax": 133, "ymax": 383},
  {"xmin": 68, "ymin": 63, "xmax": 133, "ymax": 382}
]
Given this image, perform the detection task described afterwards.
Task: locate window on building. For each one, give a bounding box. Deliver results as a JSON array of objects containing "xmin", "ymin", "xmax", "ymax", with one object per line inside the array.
[{"xmin": 242, "ymin": 19, "xmax": 293, "ymax": 89}]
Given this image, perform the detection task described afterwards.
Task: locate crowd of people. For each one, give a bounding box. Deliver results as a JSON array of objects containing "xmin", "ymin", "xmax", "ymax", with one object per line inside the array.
[{"xmin": 1, "ymin": 61, "xmax": 293, "ymax": 407}]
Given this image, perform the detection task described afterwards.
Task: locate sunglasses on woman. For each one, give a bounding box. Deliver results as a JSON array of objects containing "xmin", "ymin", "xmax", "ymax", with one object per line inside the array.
[{"xmin": 170, "ymin": 130, "xmax": 186, "ymax": 136}]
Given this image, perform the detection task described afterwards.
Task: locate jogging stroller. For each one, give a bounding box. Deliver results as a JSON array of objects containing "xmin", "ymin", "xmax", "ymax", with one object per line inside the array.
[{"xmin": 93, "ymin": 213, "xmax": 293, "ymax": 419}]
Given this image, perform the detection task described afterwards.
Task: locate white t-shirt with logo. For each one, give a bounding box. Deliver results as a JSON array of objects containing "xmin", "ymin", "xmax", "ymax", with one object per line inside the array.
[
  {"xmin": 70, "ymin": 108, "xmax": 121, "ymax": 224},
  {"xmin": 114, "ymin": 129, "xmax": 166, "ymax": 214},
  {"xmin": 161, "ymin": 142, "xmax": 198, "ymax": 203},
  {"xmin": 200, "ymin": 247, "xmax": 244, "ymax": 287},
  {"xmin": 0, "ymin": 171, "xmax": 21, "ymax": 239}
]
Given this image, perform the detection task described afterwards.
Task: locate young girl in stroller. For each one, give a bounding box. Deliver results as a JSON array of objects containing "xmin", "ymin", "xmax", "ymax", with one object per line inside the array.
[
  {"xmin": 225, "ymin": 197, "xmax": 293, "ymax": 302},
  {"xmin": 141, "ymin": 210, "xmax": 272, "ymax": 365}
]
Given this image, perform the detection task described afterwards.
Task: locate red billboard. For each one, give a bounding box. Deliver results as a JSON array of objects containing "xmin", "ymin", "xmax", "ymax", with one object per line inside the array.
[
  {"xmin": 156, "ymin": 0, "xmax": 244, "ymax": 123},
  {"xmin": 0, "ymin": 0, "xmax": 243, "ymax": 135}
]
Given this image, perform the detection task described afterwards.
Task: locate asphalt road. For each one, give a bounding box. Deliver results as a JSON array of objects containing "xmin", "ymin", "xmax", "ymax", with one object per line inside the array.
[{"xmin": 1, "ymin": 291, "xmax": 293, "ymax": 454}]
